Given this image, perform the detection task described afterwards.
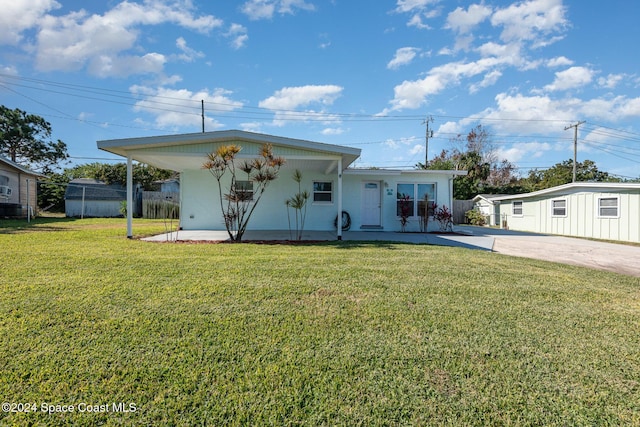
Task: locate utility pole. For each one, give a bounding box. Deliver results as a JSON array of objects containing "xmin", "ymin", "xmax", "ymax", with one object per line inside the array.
[
  {"xmin": 201, "ymin": 100, "xmax": 205, "ymax": 133},
  {"xmin": 564, "ymin": 121, "xmax": 586, "ymax": 182},
  {"xmin": 423, "ymin": 116, "xmax": 433, "ymax": 166}
]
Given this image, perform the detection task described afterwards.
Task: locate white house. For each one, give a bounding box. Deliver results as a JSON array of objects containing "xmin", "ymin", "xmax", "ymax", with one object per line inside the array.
[
  {"xmin": 97, "ymin": 130, "xmax": 466, "ymax": 238},
  {"xmin": 0, "ymin": 156, "xmax": 44, "ymax": 218},
  {"xmin": 490, "ymin": 183, "xmax": 640, "ymax": 243}
]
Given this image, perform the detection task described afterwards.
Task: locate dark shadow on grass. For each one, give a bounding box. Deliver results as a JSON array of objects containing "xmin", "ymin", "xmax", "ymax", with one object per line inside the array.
[{"xmin": 0, "ymin": 216, "xmax": 79, "ymax": 234}]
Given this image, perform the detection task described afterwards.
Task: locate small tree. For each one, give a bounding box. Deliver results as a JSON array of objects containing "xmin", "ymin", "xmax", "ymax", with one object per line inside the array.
[
  {"xmin": 285, "ymin": 169, "xmax": 309, "ymax": 240},
  {"xmin": 203, "ymin": 143, "xmax": 285, "ymax": 242}
]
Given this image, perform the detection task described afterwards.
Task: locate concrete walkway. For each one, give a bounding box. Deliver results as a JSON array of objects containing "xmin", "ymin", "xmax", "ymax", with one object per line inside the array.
[{"xmin": 142, "ymin": 228, "xmax": 496, "ymax": 251}]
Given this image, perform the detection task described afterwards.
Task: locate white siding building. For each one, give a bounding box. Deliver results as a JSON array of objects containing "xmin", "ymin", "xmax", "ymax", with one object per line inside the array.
[{"xmin": 492, "ymin": 183, "xmax": 640, "ymax": 243}]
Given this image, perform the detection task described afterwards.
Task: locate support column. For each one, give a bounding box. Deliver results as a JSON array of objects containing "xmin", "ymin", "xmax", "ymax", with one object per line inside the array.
[
  {"xmin": 337, "ymin": 157, "xmax": 343, "ymax": 240},
  {"xmin": 127, "ymin": 156, "xmax": 133, "ymax": 238}
]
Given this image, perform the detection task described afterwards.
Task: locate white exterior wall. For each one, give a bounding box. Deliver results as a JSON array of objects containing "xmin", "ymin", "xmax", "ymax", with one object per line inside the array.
[
  {"xmin": 179, "ymin": 168, "xmax": 456, "ymax": 232},
  {"xmin": 500, "ymin": 189, "xmax": 640, "ymax": 243}
]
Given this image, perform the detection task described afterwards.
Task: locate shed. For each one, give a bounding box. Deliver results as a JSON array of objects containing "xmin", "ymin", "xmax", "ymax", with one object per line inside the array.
[{"xmin": 64, "ymin": 178, "xmax": 128, "ymax": 218}]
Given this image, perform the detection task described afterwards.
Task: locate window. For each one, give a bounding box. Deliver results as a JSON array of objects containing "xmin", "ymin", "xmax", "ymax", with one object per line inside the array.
[
  {"xmin": 233, "ymin": 180, "xmax": 253, "ymax": 201},
  {"xmin": 598, "ymin": 197, "xmax": 618, "ymax": 217},
  {"xmin": 551, "ymin": 199, "xmax": 567, "ymax": 217},
  {"xmin": 313, "ymin": 181, "xmax": 332, "ymax": 203},
  {"xmin": 512, "ymin": 201, "xmax": 523, "ymax": 216},
  {"xmin": 396, "ymin": 183, "xmax": 436, "ymax": 217}
]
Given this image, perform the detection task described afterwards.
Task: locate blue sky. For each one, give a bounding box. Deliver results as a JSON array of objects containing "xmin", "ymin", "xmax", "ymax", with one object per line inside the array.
[{"xmin": 1, "ymin": 0, "xmax": 639, "ymax": 179}]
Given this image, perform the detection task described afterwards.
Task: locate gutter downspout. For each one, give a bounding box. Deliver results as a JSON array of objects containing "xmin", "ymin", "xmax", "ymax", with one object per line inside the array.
[
  {"xmin": 127, "ymin": 156, "xmax": 133, "ymax": 238},
  {"xmin": 337, "ymin": 157, "xmax": 343, "ymax": 240}
]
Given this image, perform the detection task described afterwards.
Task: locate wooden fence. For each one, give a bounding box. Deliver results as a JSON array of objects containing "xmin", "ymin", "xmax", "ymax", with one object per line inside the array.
[
  {"xmin": 453, "ymin": 199, "xmax": 474, "ymax": 224},
  {"xmin": 142, "ymin": 191, "xmax": 179, "ymax": 219}
]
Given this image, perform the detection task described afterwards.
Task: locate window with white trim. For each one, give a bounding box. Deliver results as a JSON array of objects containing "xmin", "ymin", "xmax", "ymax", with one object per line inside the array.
[
  {"xmin": 313, "ymin": 181, "xmax": 333, "ymax": 203},
  {"xmin": 396, "ymin": 183, "xmax": 436, "ymax": 217},
  {"xmin": 598, "ymin": 197, "xmax": 618, "ymax": 217},
  {"xmin": 512, "ymin": 201, "xmax": 523, "ymax": 216},
  {"xmin": 233, "ymin": 180, "xmax": 253, "ymax": 201},
  {"xmin": 551, "ymin": 199, "xmax": 567, "ymax": 217}
]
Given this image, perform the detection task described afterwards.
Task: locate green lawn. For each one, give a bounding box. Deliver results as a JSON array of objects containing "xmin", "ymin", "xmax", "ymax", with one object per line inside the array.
[{"xmin": 1, "ymin": 218, "xmax": 639, "ymax": 426}]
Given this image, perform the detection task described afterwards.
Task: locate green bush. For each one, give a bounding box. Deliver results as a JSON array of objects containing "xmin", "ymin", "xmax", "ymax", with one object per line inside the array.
[{"xmin": 465, "ymin": 209, "xmax": 487, "ymax": 226}]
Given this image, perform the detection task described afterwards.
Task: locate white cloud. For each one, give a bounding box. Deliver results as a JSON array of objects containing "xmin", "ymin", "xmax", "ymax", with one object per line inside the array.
[
  {"xmin": 598, "ymin": 73, "xmax": 625, "ymax": 89},
  {"xmin": 491, "ymin": 0, "xmax": 568, "ymax": 45},
  {"xmin": 387, "ymin": 47, "xmax": 420, "ymax": 70},
  {"xmin": 0, "ymin": 0, "xmax": 60, "ymax": 45},
  {"xmin": 88, "ymin": 53, "xmax": 166, "ymax": 78},
  {"xmin": 496, "ymin": 142, "xmax": 552, "ymax": 163},
  {"xmin": 394, "ymin": 0, "xmax": 440, "ymax": 29},
  {"xmin": 446, "ymin": 4, "xmax": 492, "ymax": 35},
  {"xmin": 175, "ymin": 37, "xmax": 205, "ymax": 62},
  {"xmin": 131, "ymin": 85, "xmax": 243, "ymax": 129},
  {"xmin": 547, "ymin": 56, "xmax": 573, "ymax": 68},
  {"xmin": 394, "ymin": 0, "xmax": 438, "ymax": 13},
  {"xmin": 470, "ymin": 70, "xmax": 502, "ymax": 93},
  {"xmin": 226, "ymin": 24, "xmax": 248, "ymax": 49},
  {"xmin": 409, "ymin": 144, "xmax": 425, "ymax": 155},
  {"xmin": 241, "ymin": 0, "xmax": 315, "ymax": 20},
  {"xmin": 544, "ymin": 66, "xmax": 594, "ymax": 92},
  {"xmin": 31, "ymin": 1, "xmax": 222, "ymax": 76},
  {"xmin": 385, "ymin": 56, "xmax": 512, "ymax": 112},
  {"xmin": 321, "ymin": 127, "xmax": 344, "ymax": 135},
  {"xmin": 259, "ymin": 85, "xmax": 342, "ymax": 110},
  {"xmin": 259, "ymin": 85, "xmax": 343, "ymax": 127}
]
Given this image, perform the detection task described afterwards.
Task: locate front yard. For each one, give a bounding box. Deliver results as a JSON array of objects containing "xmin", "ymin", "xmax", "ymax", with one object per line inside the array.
[{"xmin": 1, "ymin": 218, "xmax": 639, "ymax": 426}]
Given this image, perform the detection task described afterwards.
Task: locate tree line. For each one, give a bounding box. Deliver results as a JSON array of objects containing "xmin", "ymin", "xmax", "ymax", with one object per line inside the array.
[{"xmin": 418, "ymin": 125, "xmax": 637, "ymax": 200}]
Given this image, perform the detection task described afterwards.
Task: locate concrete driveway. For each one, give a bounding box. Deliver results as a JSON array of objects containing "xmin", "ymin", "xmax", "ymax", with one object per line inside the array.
[{"xmin": 458, "ymin": 226, "xmax": 640, "ymax": 278}]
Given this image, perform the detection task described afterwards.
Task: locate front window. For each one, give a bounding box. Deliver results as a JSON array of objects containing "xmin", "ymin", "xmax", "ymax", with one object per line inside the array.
[
  {"xmin": 397, "ymin": 183, "xmax": 436, "ymax": 217},
  {"xmin": 313, "ymin": 181, "xmax": 333, "ymax": 203},
  {"xmin": 551, "ymin": 199, "xmax": 567, "ymax": 217},
  {"xmin": 598, "ymin": 197, "xmax": 618, "ymax": 217},
  {"xmin": 233, "ymin": 180, "xmax": 253, "ymax": 201},
  {"xmin": 512, "ymin": 201, "xmax": 523, "ymax": 216}
]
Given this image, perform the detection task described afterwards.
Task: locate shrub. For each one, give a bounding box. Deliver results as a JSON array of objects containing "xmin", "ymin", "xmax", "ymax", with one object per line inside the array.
[{"xmin": 465, "ymin": 209, "xmax": 487, "ymax": 226}]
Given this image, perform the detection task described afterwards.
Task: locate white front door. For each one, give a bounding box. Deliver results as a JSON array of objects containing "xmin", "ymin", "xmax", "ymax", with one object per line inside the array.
[{"xmin": 361, "ymin": 181, "xmax": 381, "ymax": 226}]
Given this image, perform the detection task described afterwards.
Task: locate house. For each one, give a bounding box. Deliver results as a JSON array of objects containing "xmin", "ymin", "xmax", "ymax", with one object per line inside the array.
[
  {"xmin": 65, "ymin": 178, "xmax": 129, "ymax": 218},
  {"xmin": 489, "ymin": 182, "xmax": 640, "ymax": 243},
  {"xmin": 97, "ymin": 130, "xmax": 467, "ymax": 238},
  {"xmin": 472, "ymin": 194, "xmax": 509, "ymax": 226},
  {"xmin": 0, "ymin": 156, "xmax": 44, "ymax": 218}
]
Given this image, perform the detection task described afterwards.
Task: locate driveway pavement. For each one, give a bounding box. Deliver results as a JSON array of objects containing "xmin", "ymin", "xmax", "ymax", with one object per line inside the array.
[
  {"xmin": 458, "ymin": 226, "xmax": 640, "ymax": 277},
  {"xmin": 143, "ymin": 227, "xmax": 640, "ymax": 277}
]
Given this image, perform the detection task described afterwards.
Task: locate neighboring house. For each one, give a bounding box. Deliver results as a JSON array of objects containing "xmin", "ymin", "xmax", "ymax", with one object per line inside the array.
[
  {"xmin": 489, "ymin": 183, "xmax": 640, "ymax": 243},
  {"xmin": 0, "ymin": 156, "xmax": 44, "ymax": 218},
  {"xmin": 65, "ymin": 178, "xmax": 128, "ymax": 218},
  {"xmin": 97, "ymin": 130, "xmax": 466, "ymax": 238},
  {"xmin": 472, "ymin": 194, "xmax": 509, "ymax": 226}
]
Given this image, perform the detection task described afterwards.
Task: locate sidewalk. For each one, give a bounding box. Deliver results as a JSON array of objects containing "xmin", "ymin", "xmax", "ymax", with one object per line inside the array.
[{"xmin": 142, "ymin": 228, "xmax": 496, "ymax": 251}]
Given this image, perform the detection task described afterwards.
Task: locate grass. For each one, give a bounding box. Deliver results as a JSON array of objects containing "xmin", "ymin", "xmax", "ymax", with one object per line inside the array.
[{"xmin": 1, "ymin": 218, "xmax": 639, "ymax": 426}]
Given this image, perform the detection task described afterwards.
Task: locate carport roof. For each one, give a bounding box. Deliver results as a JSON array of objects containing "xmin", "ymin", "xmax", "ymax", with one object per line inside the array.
[{"xmin": 97, "ymin": 130, "xmax": 361, "ymax": 173}]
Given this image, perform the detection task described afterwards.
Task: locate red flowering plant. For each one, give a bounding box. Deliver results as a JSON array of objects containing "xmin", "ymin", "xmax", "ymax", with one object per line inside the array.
[
  {"xmin": 398, "ymin": 194, "xmax": 412, "ymax": 232},
  {"xmin": 432, "ymin": 204, "xmax": 454, "ymax": 232}
]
